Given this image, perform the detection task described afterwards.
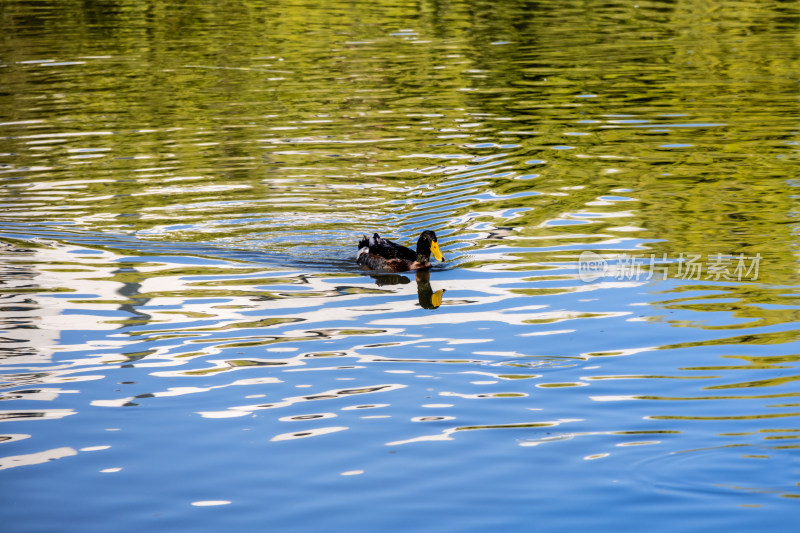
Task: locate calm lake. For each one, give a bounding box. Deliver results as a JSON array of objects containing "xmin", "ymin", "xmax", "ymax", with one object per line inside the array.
[{"xmin": 2, "ymin": 0, "xmax": 800, "ymax": 531}]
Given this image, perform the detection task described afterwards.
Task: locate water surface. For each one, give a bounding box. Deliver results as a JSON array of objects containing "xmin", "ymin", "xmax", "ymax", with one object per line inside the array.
[{"xmin": 2, "ymin": 1, "xmax": 800, "ymax": 531}]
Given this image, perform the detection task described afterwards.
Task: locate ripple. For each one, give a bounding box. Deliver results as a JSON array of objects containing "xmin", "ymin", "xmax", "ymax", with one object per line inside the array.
[
  {"xmin": 271, "ymin": 426, "xmax": 349, "ymax": 441},
  {"xmin": 278, "ymin": 412, "xmax": 337, "ymax": 422},
  {"xmin": 0, "ymin": 446, "xmax": 77, "ymax": 470},
  {"xmin": 632, "ymin": 445, "xmax": 800, "ymax": 499},
  {"xmin": 3, "ymin": 2, "xmax": 800, "ymax": 529},
  {"xmin": 387, "ymin": 418, "xmax": 582, "ymax": 446},
  {"xmin": 196, "ymin": 384, "xmax": 406, "ymax": 419},
  {"xmin": 0, "ymin": 409, "xmax": 76, "ymax": 421}
]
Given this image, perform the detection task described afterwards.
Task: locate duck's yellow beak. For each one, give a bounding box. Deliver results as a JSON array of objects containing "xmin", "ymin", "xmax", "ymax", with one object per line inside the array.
[{"xmin": 430, "ymin": 240, "xmax": 445, "ymax": 262}]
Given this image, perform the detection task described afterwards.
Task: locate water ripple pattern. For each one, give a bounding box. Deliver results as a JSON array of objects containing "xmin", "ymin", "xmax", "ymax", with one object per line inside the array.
[{"xmin": 2, "ymin": 1, "xmax": 800, "ymax": 532}]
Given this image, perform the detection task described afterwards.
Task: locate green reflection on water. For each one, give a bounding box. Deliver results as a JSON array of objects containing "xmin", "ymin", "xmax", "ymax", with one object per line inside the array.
[{"xmin": 2, "ymin": 0, "xmax": 799, "ymax": 282}]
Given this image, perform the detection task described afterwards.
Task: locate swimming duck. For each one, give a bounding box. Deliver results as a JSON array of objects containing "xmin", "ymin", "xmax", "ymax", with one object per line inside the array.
[{"xmin": 357, "ymin": 230, "xmax": 445, "ymax": 272}]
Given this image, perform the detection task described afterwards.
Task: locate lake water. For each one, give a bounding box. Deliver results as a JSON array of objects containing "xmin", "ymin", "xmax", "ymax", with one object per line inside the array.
[{"xmin": 2, "ymin": 1, "xmax": 800, "ymax": 531}]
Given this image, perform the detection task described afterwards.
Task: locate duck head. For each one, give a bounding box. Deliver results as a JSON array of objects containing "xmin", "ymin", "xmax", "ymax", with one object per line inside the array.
[{"xmin": 416, "ymin": 230, "xmax": 445, "ymax": 263}]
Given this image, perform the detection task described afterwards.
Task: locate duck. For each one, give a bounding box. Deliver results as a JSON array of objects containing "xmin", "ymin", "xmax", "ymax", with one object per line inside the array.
[{"xmin": 357, "ymin": 230, "xmax": 445, "ymax": 272}]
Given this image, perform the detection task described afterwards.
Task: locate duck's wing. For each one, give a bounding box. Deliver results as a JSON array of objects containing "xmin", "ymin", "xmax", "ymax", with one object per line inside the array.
[
  {"xmin": 356, "ymin": 248, "xmax": 411, "ymax": 272},
  {"xmin": 368, "ymin": 233, "xmax": 416, "ymax": 261}
]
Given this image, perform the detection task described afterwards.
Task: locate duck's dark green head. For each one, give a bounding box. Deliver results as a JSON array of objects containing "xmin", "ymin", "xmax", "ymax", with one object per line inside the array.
[{"xmin": 416, "ymin": 230, "xmax": 445, "ymax": 263}]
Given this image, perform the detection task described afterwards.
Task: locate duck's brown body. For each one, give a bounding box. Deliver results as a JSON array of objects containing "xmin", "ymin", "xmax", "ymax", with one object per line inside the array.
[{"xmin": 356, "ymin": 231, "xmax": 445, "ymax": 272}]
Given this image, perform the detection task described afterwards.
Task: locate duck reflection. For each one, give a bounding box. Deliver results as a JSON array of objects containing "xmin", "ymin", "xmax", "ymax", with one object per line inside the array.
[
  {"xmin": 415, "ymin": 270, "xmax": 445, "ymax": 310},
  {"xmin": 370, "ymin": 274, "xmax": 411, "ymax": 287},
  {"xmin": 368, "ymin": 270, "xmax": 445, "ymax": 310}
]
